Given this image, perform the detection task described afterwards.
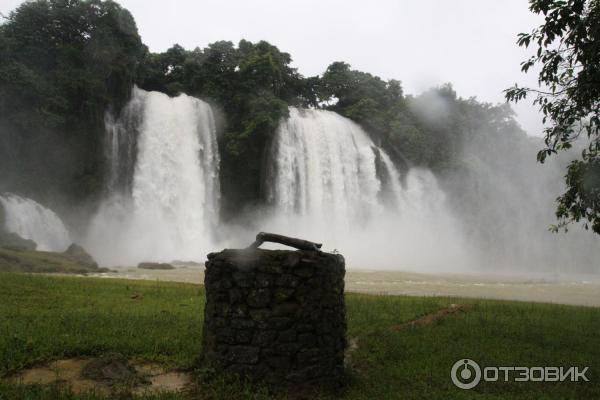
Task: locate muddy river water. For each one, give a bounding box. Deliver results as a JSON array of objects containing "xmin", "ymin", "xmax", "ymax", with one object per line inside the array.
[{"xmin": 89, "ymin": 265, "xmax": 600, "ymax": 307}]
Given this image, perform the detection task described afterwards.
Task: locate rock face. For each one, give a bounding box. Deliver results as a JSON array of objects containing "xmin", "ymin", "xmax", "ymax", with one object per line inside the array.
[{"xmin": 202, "ymin": 248, "xmax": 346, "ymax": 387}]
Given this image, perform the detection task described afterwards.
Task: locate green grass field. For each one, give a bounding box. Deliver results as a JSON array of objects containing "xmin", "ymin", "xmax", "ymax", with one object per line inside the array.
[{"xmin": 0, "ymin": 272, "xmax": 599, "ymax": 399}]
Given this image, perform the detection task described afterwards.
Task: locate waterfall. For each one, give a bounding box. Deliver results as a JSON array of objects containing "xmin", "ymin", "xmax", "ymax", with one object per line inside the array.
[
  {"xmin": 264, "ymin": 107, "xmax": 468, "ymax": 270},
  {"xmin": 86, "ymin": 87, "xmax": 220, "ymax": 266},
  {"xmin": 266, "ymin": 108, "xmax": 384, "ymax": 226},
  {"xmin": 0, "ymin": 193, "xmax": 71, "ymax": 251},
  {"xmin": 104, "ymin": 87, "xmax": 145, "ymax": 194}
]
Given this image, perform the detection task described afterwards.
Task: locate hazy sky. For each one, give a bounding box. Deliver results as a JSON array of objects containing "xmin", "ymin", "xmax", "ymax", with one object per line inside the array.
[{"xmin": 1, "ymin": 0, "xmax": 545, "ymax": 135}]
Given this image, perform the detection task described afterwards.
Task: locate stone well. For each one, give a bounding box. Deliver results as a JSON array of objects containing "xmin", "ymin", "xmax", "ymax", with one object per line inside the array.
[{"xmin": 201, "ymin": 247, "xmax": 346, "ymax": 386}]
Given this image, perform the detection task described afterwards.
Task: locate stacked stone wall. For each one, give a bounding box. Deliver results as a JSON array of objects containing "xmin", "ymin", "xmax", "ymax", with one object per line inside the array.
[{"xmin": 202, "ymin": 248, "xmax": 346, "ymax": 386}]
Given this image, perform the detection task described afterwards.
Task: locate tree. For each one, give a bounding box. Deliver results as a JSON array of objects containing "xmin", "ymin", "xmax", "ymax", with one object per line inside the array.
[
  {"xmin": 505, "ymin": 0, "xmax": 600, "ymax": 233},
  {"xmin": 0, "ymin": 0, "xmax": 145, "ymax": 208},
  {"xmin": 318, "ymin": 62, "xmax": 419, "ymax": 167}
]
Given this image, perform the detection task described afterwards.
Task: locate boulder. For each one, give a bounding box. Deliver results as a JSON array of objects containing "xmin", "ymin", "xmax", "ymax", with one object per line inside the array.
[
  {"xmin": 171, "ymin": 260, "xmax": 203, "ymax": 267},
  {"xmin": 0, "ymin": 247, "xmax": 110, "ymax": 274},
  {"xmin": 0, "ymin": 230, "xmax": 37, "ymax": 251},
  {"xmin": 138, "ymin": 262, "xmax": 175, "ymax": 270},
  {"xmin": 63, "ymin": 243, "xmax": 97, "ymax": 268}
]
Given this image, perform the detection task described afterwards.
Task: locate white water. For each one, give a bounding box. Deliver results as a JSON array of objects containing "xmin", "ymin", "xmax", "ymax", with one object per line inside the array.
[
  {"xmin": 266, "ymin": 108, "xmax": 383, "ymax": 226},
  {"xmin": 86, "ymin": 88, "xmax": 220, "ymax": 266},
  {"xmin": 0, "ymin": 193, "xmax": 71, "ymax": 251},
  {"xmin": 263, "ymin": 107, "xmax": 467, "ymax": 271},
  {"xmin": 103, "ymin": 88, "xmax": 145, "ymax": 193}
]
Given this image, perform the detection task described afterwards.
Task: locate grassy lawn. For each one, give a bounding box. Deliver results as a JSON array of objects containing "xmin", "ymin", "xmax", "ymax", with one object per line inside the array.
[{"xmin": 0, "ymin": 272, "xmax": 599, "ymax": 399}]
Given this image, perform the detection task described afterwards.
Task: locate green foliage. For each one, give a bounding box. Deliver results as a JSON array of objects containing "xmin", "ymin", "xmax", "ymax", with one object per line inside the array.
[
  {"xmin": 407, "ymin": 84, "xmax": 464, "ymax": 168},
  {"xmin": 0, "ymin": 0, "xmax": 145, "ymax": 209},
  {"xmin": 506, "ymin": 0, "xmax": 600, "ymax": 233},
  {"xmin": 316, "ymin": 63, "xmax": 500, "ymax": 172},
  {"xmin": 319, "ymin": 62, "xmax": 414, "ymax": 155},
  {"xmin": 554, "ymin": 158, "xmax": 600, "ymax": 232}
]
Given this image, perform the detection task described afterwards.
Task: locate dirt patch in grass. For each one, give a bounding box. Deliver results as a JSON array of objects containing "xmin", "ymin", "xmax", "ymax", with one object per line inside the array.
[
  {"xmin": 7, "ymin": 356, "xmax": 191, "ymax": 395},
  {"xmin": 391, "ymin": 303, "xmax": 472, "ymax": 331},
  {"xmin": 80, "ymin": 353, "xmax": 142, "ymax": 385}
]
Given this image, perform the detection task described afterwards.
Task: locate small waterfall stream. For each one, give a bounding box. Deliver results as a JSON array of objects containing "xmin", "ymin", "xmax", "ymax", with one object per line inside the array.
[{"xmin": 0, "ymin": 193, "xmax": 71, "ymax": 251}]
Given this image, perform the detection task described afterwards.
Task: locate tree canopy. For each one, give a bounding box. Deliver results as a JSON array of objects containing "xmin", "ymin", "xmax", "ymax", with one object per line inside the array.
[
  {"xmin": 506, "ymin": 0, "xmax": 600, "ymax": 233},
  {"xmin": 0, "ymin": 0, "xmax": 145, "ymax": 209}
]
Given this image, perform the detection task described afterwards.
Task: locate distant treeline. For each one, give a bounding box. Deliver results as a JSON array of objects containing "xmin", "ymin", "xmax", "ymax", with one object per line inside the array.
[{"xmin": 0, "ymin": 0, "xmax": 531, "ymax": 218}]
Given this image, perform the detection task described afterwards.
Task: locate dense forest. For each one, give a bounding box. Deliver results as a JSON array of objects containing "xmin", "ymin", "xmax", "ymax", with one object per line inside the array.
[{"xmin": 0, "ymin": 0, "xmax": 535, "ymax": 221}]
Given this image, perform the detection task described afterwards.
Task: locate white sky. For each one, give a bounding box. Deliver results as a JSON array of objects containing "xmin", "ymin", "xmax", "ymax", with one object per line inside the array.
[{"xmin": 1, "ymin": 0, "xmax": 545, "ymax": 135}]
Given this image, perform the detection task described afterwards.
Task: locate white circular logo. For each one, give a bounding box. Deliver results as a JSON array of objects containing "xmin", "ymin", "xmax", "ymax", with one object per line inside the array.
[{"xmin": 451, "ymin": 359, "xmax": 482, "ymax": 389}]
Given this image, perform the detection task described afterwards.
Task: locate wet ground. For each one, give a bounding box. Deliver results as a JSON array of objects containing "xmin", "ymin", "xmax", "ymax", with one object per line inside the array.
[
  {"xmin": 9, "ymin": 358, "xmax": 190, "ymax": 395},
  {"xmin": 89, "ymin": 265, "xmax": 600, "ymax": 307}
]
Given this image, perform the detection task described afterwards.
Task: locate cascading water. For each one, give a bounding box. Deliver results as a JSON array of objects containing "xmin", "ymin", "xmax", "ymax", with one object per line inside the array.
[
  {"xmin": 104, "ymin": 88, "xmax": 145, "ymax": 194},
  {"xmin": 264, "ymin": 107, "xmax": 468, "ymax": 270},
  {"xmin": 86, "ymin": 87, "xmax": 220, "ymax": 266},
  {"xmin": 266, "ymin": 108, "xmax": 383, "ymax": 226},
  {"xmin": 0, "ymin": 193, "xmax": 71, "ymax": 251}
]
